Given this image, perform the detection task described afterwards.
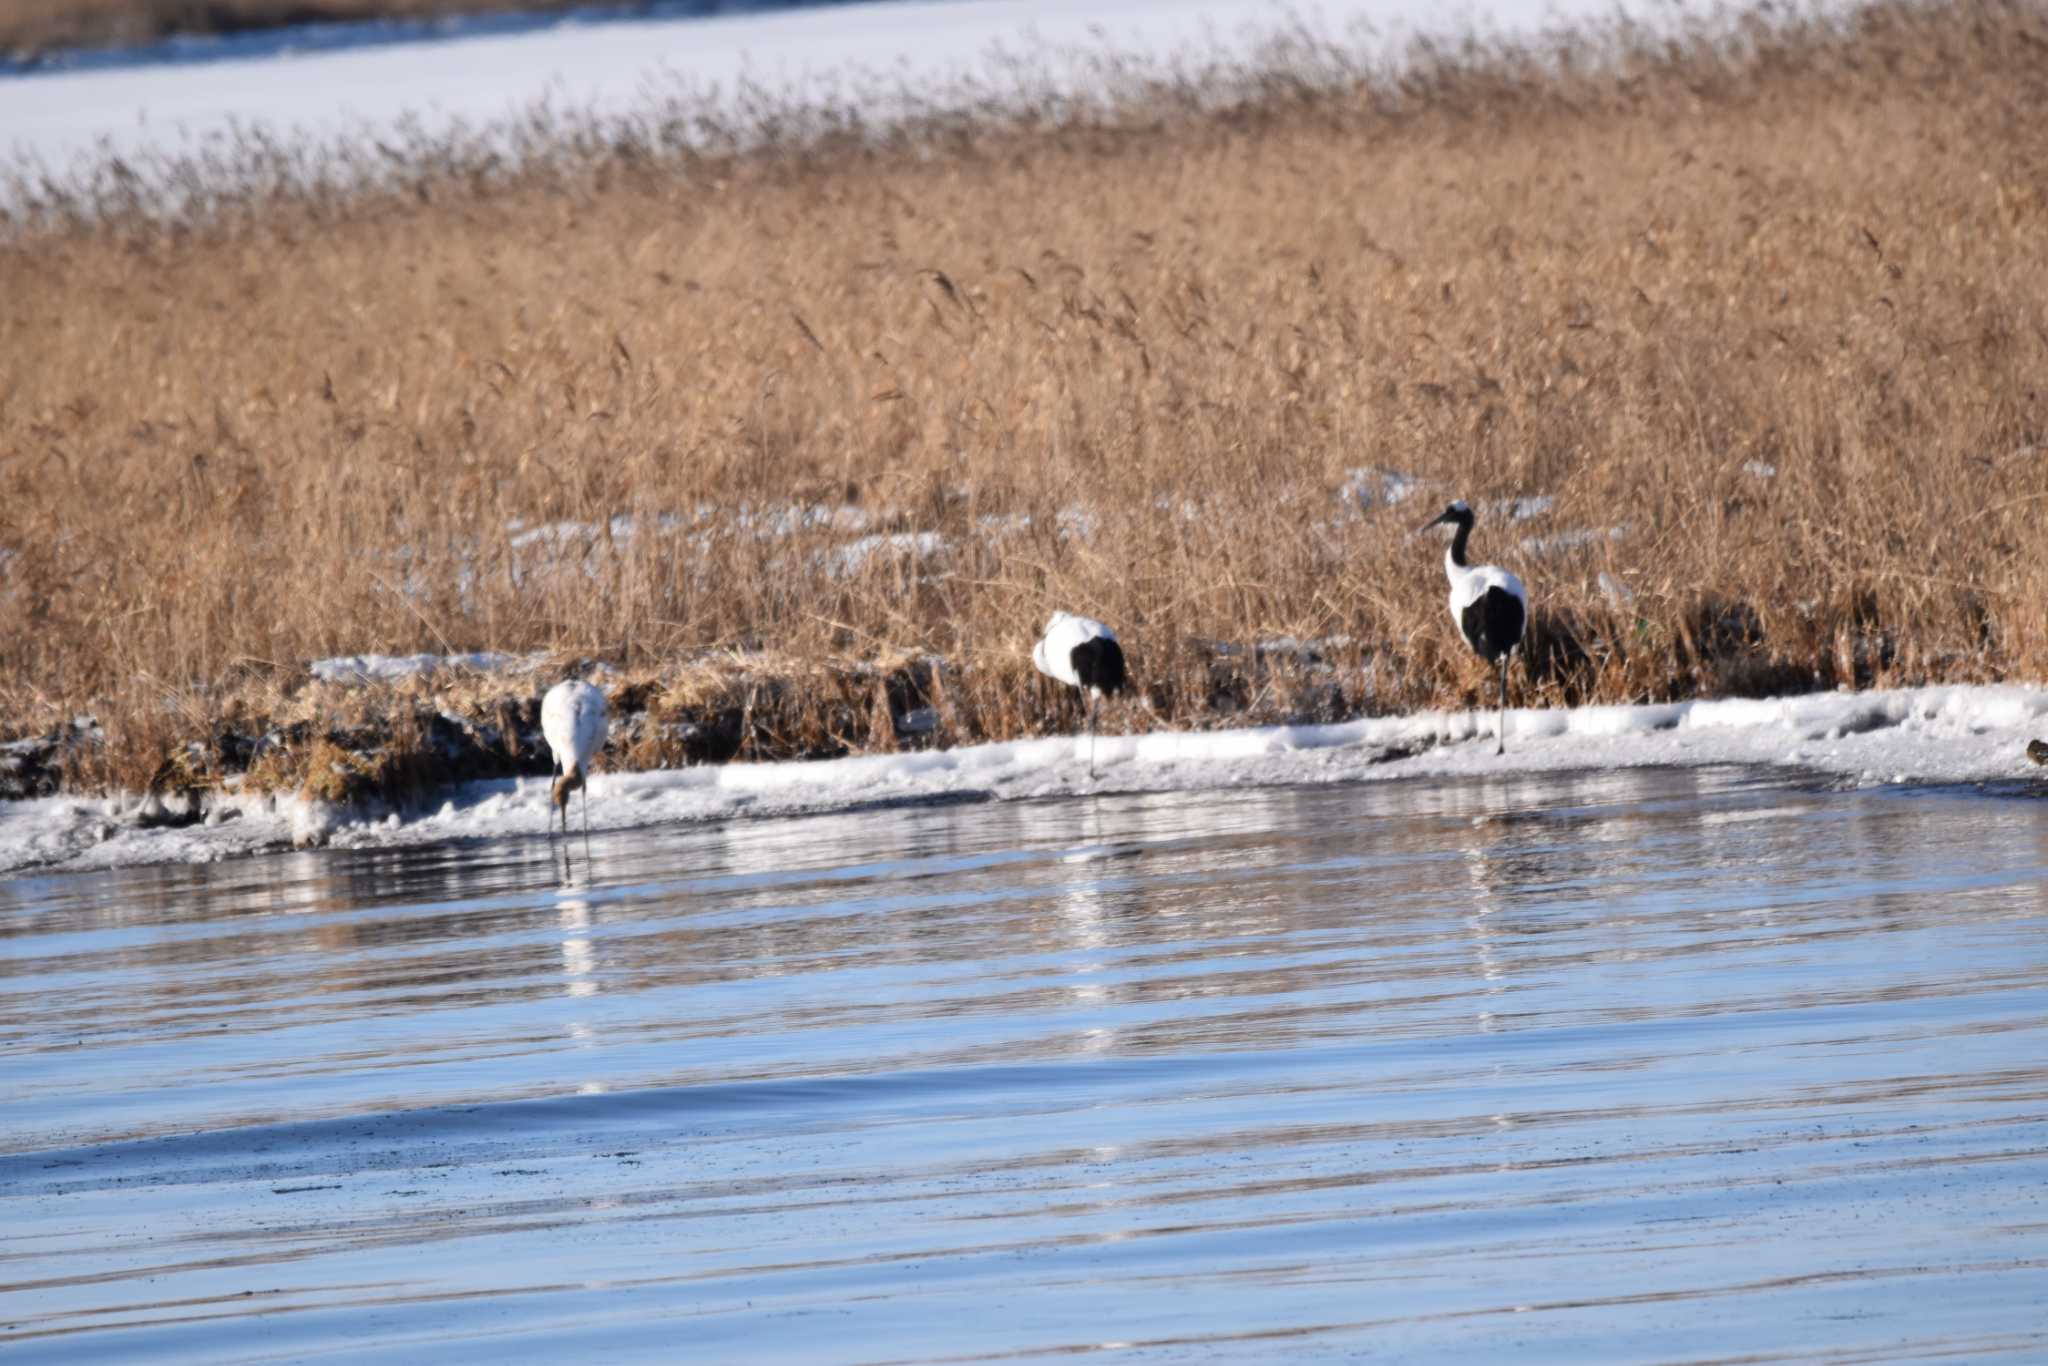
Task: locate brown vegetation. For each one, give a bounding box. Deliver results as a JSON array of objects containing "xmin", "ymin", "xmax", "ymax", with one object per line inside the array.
[{"xmin": 3, "ymin": 1, "xmax": 2048, "ymax": 804}]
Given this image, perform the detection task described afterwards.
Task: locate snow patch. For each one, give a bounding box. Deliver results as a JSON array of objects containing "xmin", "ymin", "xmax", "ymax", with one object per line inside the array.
[
  {"xmin": 1520, "ymin": 524, "xmax": 1627, "ymax": 559},
  {"xmin": 1341, "ymin": 468, "xmax": 1426, "ymax": 511},
  {"xmin": 506, "ymin": 515, "xmax": 652, "ymax": 551},
  {"xmin": 823, "ymin": 532, "xmax": 948, "ymax": 578},
  {"xmin": 1492, "ymin": 494, "xmax": 1556, "ymax": 523},
  {"xmin": 309, "ymin": 652, "xmax": 547, "ymax": 684}
]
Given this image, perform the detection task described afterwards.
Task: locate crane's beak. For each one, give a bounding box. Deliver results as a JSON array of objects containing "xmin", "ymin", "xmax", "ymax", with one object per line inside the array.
[{"xmin": 1417, "ymin": 511, "xmax": 1451, "ymax": 534}]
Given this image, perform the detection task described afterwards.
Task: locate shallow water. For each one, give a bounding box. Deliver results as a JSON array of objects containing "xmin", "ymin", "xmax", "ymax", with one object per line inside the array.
[{"xmin": 6, "ymin": 766, "xmax": 2048, "ymax": 1362}]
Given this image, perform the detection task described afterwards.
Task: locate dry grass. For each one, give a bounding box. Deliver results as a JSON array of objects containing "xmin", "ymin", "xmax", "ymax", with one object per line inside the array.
[{"xmin": 4, "ymin": 1, "xmax": 2048, "ymax": 800}]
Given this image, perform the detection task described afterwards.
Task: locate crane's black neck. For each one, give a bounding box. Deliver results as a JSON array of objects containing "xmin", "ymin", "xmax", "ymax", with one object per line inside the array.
[{"xmin": 1447, "ymin": 520, "xmax": 1472, "ymax": 569}]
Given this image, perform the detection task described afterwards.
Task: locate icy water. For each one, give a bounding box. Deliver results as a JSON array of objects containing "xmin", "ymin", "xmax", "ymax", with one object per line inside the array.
[{"xmin": 6, "ymin": 766, "xmax": 2048, "ymax": 1363}]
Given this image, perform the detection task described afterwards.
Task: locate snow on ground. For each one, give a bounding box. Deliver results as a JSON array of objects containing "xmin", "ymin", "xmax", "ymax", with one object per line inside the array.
[
  {"xmin": 822, "ymin": 531, "xmax": 948, "ymax": 578},
  {"xmin": 1, "ymin": 0, "xmax": 1720, "ymax": 191},
  {"xmin": 309, "ymin": 650, "xmax": 550, "ymax": 684},
  {"xmin": 1341, "ymin": 467, "xmax": 1427, "ymax": 511},
  {"xmin": 1520, "ymin": 523, "xmax": 1628, "ymax": 560},
  {"xmin": 505, "ymin": 514, "xmax": 656, "ymax": 552},
  {"xmin": 6, "ymin": 683, "xmax": 2046, "ymax": 877}
]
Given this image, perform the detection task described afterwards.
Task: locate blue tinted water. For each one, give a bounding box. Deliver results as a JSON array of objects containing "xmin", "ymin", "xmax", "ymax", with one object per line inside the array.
[{"xmin": 5, "ymin": 767, "xmax": 2047, "ymax": 1361}]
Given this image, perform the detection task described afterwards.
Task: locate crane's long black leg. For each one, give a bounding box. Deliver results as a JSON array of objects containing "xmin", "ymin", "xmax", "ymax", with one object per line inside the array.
[
  {"xmin": 1496, "ymin": 655, "xmax": 1509, "ymax": 756},
  {"xmin": 549, "ymin": 760, "xmax": 562, "ymax": 851},
  {"xmin": 1088, "ymin": 693, "xmax": 1098, "ymax": 780}
]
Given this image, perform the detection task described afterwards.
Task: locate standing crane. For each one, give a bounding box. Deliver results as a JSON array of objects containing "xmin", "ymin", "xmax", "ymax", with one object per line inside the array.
[
  {"xmin": 1032, "ymin": 612, "xmax": 1128, "ymax": 778},
  {"xmin": 1421, "ymin": 501, "xmax": 1527, "ymax": 755}
]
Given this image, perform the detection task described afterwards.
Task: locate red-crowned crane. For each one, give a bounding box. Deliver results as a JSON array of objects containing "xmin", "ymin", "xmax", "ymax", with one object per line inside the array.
[
  {"xmin": 541, "ymin": 678, "xmax": 608, "ymax": 854},
  {"xmin": 1421, "ymin": 501, "xmax": 1527, "ymax": 755},
  {"xmin": 1032, "ymin": 611, "xmax": 1128, "ymax": 778}
]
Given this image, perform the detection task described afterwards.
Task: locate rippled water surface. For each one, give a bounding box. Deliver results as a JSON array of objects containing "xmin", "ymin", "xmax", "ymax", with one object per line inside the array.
[{"xmin": 7, "ymin": 767, "xmax": 2048, "ymax": 1362}]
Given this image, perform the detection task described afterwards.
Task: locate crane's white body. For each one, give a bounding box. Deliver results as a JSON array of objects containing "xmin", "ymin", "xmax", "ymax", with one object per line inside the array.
[
  {"xmin": 1032, "ymin": 612, "xmax": 1118, "ymax": 696},
  {"xmin": 541, "ymin": 680, "xmax": 608, "ymax": 854},
  {"xmin": 542, "ymin": 679, "xmax": 609, "ymax": 782}
]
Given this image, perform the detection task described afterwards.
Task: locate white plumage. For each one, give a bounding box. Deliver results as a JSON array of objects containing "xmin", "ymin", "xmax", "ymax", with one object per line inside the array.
[{"xmin": 541, "ymin": 678, "xmax": 608, "ymax": 840}]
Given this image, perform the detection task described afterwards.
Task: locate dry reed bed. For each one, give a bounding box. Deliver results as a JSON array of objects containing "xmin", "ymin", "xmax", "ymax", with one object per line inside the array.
[{"xmin": 3, "ymin": 1, "xmax": 2047, "ymax": 802}]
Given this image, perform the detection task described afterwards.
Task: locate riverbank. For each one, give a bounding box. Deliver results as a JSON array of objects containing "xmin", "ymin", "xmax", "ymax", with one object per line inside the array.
[{"xmin": 5, "ymin": 679, "xmax": 2045, "ymax": 875}]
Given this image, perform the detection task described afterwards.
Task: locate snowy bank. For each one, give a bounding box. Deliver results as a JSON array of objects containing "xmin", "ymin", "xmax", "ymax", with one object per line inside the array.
[
  {"xmin": 1, "ymin": 0, "xmax": 1713, "ymax": 199},
  {"xmin": 5, "ymin": 683, "xmax": 2045, "ymax": 877}
]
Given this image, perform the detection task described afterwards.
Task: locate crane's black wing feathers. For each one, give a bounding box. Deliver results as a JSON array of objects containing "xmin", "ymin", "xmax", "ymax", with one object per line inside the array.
[
  {"xmin": 1460, "ymin": 587, "xmax": 1526, "ymax": 664},
  {"xmin": 1069, "ymin": 637, "xmax": 1128, "ymax": 696}
]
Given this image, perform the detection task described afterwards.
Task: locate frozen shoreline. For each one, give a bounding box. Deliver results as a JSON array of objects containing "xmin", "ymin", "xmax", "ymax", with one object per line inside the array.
[{"xmin": 5, "ymin": 682, "xmax": 2044, "ymax": 877}]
